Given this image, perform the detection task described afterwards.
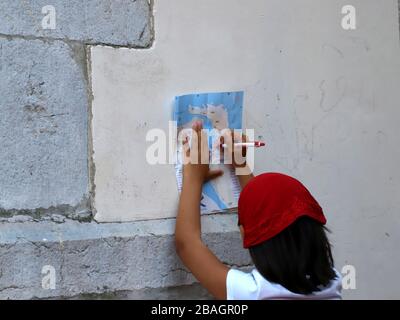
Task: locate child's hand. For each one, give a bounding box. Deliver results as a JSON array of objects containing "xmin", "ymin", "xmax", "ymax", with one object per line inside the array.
[
  {"xmin": 220, "ymin": 130, "xmax": 254, "ymax": 188},
  {"xmin": 220, "ymin": 130, "xmax": 248, "ymax": 169},
  {"xmin": 182, "ymin": 121, "xmax": 224, "ymax": 184}
]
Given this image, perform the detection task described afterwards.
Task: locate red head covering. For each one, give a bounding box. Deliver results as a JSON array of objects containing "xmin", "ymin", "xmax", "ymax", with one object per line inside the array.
[{"xmin": 238, "ymin": 173, "xmax": 326, "ymax": 248}]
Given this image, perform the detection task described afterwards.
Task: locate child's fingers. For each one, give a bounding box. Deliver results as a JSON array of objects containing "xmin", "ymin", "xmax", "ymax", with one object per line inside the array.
[
  {"xmin": 205, "ymin": 169, "xmax": 224, "ymax": 182},
  {"xmin": 232, "ymin": 131, "xmax": 245, "ymax": 143},
  {"xmin": 200, "ymin": 128, "xmax": 210, "ymax": 164},
  {"xmin": 183, "ymin": 141, "xmax": 190, "ymax": 158},
  {"xmin": 232, "ymin": 132, "xmax": 249, "ymax": 157},
  {"xmin": 220, "ymin": 130, "xmax": 233, "ymax": 164},
  {"xmin": 241, "ymin": 134, "xmax": 248, "ymax": 157},
  {"xmin": 192, "ymin": 120, "xmax": 203, "ymax": 132},
  {"xmin": 189, "ymin": 121, "xmax": 207, "ymax": 164}
]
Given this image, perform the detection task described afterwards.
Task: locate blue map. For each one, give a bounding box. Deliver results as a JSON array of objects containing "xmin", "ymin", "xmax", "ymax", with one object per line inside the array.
[{"xmin": 174, "ymin": 91, "xmax": 244, "ymax": 213}]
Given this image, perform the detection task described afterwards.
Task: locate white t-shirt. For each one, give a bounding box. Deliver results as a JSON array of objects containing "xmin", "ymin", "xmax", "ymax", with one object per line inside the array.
[{"xmin": 226, "ymin": 268, "xmax": 342, "ymax": 300}]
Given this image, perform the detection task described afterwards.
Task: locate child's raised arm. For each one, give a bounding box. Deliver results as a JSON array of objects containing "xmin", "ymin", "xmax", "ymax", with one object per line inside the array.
[{"xmin": 175, "ymin": 121, "xmax": 229, "ymax": 299}]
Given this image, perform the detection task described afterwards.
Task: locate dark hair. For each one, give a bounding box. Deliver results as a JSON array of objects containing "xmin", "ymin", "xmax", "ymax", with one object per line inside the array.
[{"xmin": 248, "ymin": 216, "xmax": 336, "ymax": 295}]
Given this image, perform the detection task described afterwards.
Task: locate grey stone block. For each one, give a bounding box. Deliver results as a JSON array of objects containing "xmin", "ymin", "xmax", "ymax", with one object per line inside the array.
[
  {"xmin": 64, "ymin": 283, "xmax": 213, "ymax": 300},
  {"xmin": 0, "ymin": 37, "xmax": 89, "ymax": 216},
  {"xmin": 0, "ymin": 0, "xmax": 152, "ymax": 47},
  {"xmin": 0, "ymin": 214, "xmax": 252, "ymax": 299}
]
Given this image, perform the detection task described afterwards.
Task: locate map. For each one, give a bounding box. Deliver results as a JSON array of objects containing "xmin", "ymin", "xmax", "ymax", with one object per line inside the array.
[{"xmin": 174, "ymin": 91, "xmax": 244, "ymax": 214}]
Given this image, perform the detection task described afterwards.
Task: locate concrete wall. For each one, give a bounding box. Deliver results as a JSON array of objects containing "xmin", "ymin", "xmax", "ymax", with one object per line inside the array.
[
  {"xmin": 0, "ymin": 0, "xmax": 153, "ymax": 218},
  {"xmin": 0, "ymin": 0, "xmax": 251, "ymax": 299},
  {"xmin": 0, "ymin": 215, "xmax": 248, "ymax": 299},
  {"xmin": 1, "ymin": 0, "xmax": 400, "ymax": 299}
]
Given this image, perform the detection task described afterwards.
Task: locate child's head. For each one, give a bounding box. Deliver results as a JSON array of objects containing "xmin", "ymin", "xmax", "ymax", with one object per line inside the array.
[{"xmin": 238, "ymin": 173, "xmax": 336, "ymax": 294}]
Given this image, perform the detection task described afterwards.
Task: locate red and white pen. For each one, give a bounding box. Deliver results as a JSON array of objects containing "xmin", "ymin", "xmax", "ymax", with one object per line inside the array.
[{"xmin": 221, "ymin": 141, "xmax": 266, "ymax": 148}]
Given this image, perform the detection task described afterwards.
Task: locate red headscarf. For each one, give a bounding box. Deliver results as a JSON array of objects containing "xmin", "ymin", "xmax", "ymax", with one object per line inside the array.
[{"xmin": 238, "ymin": 173, "xmax": 326, "ymax": 248}]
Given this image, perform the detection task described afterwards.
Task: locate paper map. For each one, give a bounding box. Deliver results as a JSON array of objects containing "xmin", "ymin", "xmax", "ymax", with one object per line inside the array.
[{"xmin": 174, "ymin": 91, "xmax": 244, "ymax": 214}]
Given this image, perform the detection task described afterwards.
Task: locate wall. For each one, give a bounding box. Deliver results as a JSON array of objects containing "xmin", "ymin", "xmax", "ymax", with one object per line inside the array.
[
  {"xmin": 0, "ymin": 0, "xmax": 251, "ymax": 299},
  {"xmin": 1, "ymin": 0, "xmax": 400, "ymax": 299},
  {"xmin": 0, "ymin": 0, "xmax": 151, "ymax": 218},
  {"xmin": 91, "ymin": 0, "xmax": 400, "ymax": 299}
]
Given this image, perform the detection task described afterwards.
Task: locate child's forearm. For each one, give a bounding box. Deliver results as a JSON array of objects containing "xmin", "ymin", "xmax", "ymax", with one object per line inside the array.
[
  {"xmin": 237, "ymin": 173, "xmax": 254, "ymax": 189},
  {"xmin": 235, "ymin": 165, "xmax": 255, "ymax": 189},
  {"xmin": 175, "ymin": 175, "xmax": 203, "ymax": 245}
]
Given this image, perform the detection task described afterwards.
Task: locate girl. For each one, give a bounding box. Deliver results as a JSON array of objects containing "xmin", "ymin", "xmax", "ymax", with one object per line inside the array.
[{"xmin": 175, "ymin": 121, "xmax": 342, "ymax": 300}]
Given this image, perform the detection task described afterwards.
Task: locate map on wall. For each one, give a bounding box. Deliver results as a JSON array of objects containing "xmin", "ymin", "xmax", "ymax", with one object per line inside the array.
[{"xmin": 173, "ymin": 91, "xmax": 244, "ymax": 214}]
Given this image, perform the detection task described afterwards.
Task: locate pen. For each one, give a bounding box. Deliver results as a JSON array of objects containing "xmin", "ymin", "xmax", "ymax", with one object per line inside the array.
[{"xmin": 221, "ymin": 141, "xmax": 266, "ymax": 148}]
